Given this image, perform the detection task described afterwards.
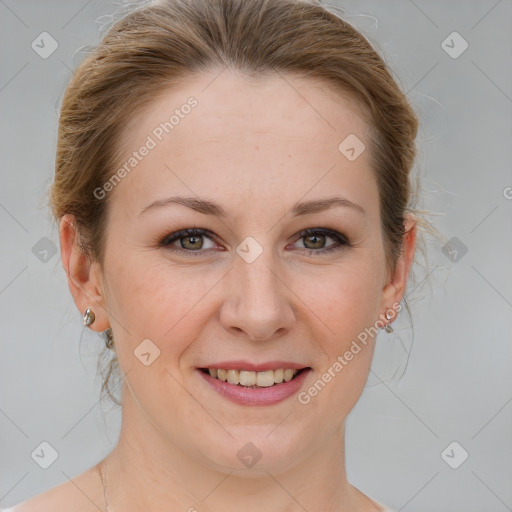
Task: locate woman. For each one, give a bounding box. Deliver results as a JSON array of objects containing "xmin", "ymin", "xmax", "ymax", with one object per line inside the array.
[{"xmin": 6, "ymin": 0, "xmax": 424, "ymax": 510}]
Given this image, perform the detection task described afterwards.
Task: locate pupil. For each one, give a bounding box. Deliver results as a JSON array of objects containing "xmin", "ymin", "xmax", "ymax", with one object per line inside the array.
[
  {"xmin": 183, "ymin": 236, "xmax": 202, "ymax": 249},
  {"xmin": 306, "ymin": 234, "xmax": 324, "ymax": 249}
]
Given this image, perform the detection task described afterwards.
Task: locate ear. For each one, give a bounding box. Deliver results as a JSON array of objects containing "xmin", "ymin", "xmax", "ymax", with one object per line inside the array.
[
  {"xmin": 59, "ymin": 214, "xmax": 110, "ymax": 332},
  {"xmin": 379, "ymin": 213, "xmax": 417, "ymax": 322}
]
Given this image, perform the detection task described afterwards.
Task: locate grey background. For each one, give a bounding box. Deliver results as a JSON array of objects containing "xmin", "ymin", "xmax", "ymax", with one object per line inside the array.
[{"xmin": 1, "ymin": 1, "xmax": 511, "ymax": 511}]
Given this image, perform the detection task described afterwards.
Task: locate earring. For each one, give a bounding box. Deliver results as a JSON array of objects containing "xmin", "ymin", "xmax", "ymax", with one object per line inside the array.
[
  {"xmin": 384, "ymin": 312, "xmax": 393, "ymax": 333},
  {"xmin": 83, "ymin": 308, "xmax": 114, "ymax": 349},
  {"xmin": 104, "ymin": 327, "xmax": 114, "ymax": 349},
  {"xmin": 83, "ymin": 307, "xmax": 95, "ymax": 327}
]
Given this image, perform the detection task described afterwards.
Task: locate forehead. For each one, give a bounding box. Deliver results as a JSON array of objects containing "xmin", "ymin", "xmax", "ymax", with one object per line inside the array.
[
  {"xmin": 120, "ymin": 68, "xmax": 370, "ymax": 151},
  {"xmin": 109, "ymin": 69, "xmax": 377, "ymax": 221}
]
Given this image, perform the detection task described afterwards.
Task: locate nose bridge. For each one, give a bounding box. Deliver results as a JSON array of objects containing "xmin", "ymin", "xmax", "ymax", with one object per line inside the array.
[
  {"xmin": 221, "ymin": 235, "xmax": 294, "ymax": 340},
  {"xmin": 239, "ymin": 246, "xmax": 280, "ymax": 304}
]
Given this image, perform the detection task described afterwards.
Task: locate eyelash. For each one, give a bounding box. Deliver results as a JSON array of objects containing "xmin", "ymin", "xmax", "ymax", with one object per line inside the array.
[{"xmin": 159, "ymin": 227, "xmax": 351, "ymax": 256}]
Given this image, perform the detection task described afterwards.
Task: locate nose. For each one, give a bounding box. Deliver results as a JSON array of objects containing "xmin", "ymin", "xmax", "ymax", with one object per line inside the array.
[{"xmin": 219, "ymin": 246, "xmax": 295, "ymax": 341}]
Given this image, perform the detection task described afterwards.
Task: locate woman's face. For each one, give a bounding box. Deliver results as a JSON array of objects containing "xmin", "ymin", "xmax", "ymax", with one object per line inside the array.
[{"xmin": 79, "ymin": 69, "xmax": 412, "ymax": 474}]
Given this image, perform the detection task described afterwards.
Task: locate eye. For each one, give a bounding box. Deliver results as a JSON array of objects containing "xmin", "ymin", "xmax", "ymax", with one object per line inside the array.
[
  {"xmin": 160, "ymin": 228, "xmax": 217, "ymax": 254},
  {"xmin": 291, "ymin": 228, "xmax": 351, "ymax": 254},
  {"xmin": 159, "ymin": 227, "xmax": 351, "ymax": 256}
]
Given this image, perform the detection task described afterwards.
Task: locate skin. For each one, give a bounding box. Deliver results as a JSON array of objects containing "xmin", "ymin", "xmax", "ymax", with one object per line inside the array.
[{"xmin": 10, "ymin": 68, "xmax": 416, "ymax": 512}]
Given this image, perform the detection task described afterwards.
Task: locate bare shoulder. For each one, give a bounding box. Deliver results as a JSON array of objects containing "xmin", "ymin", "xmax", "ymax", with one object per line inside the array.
[
  {"xmin": 2, "ymin": 464, "xmax": 104, "ymax": 512},
  {"xmin": 350, "ymin": 484, "xmax": 390, "ymax": 512}
]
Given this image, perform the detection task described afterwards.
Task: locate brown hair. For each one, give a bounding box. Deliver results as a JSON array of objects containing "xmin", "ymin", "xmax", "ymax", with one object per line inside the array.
[{"xmin": 48, "ymin": 0, "xmax": 432, "ymax": 405}]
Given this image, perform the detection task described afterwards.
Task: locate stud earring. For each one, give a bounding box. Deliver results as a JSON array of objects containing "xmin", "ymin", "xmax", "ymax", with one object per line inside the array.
[
  {"xmin": 384, "ymin": 312, "xmax": 393, "ymax": 333},
  {"xmin": 83, "ymin": 307, "xmax": 95, "ymax": 327}
]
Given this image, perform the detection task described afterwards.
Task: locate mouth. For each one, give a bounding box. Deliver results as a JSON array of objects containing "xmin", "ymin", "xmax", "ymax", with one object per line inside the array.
[{"xmin": 198, "ymin": 367, "xmax": 311, "ymax": 389}]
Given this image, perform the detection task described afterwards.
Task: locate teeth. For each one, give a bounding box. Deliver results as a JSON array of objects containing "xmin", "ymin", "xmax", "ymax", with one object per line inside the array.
[
  {"xmin": 227, "ymin": 369, "xmax": 239, "ymax": 385},
  {"xmin": 206, "ymin": 368, "xmax": 301, "ymax": 387},
  {"xmin": 239, "ymin": 370, "xmax": 256, "ymax": 386},
  {"xmin": 283, "ymin": 369, "xmax": 295, "ymax": 382},
  {"xmin": 256, "ymin": 370, "xmax": 274, "ymax": 387}
]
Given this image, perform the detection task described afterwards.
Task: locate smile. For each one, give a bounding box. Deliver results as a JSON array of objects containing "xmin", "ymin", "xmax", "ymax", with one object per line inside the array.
[
  {"xmin": 197, "ymin": 367, "xmax": 312, "ymax": 406},
  {"xmin": 200, "ymin": 367, "xmax": 307, "ymax": 388}
]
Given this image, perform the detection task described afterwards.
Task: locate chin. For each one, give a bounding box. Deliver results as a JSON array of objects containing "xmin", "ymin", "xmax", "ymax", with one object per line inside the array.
[{"xmin": 195, "ymin": 424, "xmax": 307, "ymax": 475}]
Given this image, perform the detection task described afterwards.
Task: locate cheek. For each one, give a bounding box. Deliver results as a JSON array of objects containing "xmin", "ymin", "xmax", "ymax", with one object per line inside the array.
[
  {"xmin": 307, "ymin": 261, "xmax": 383, "ymax": 393},
  {"xmin": 104, "ymin": 258, "xmax": 210, "ymax": 411},
  {"xmin": 299, "ymin": 275, "xmax": 381, "ymax": 424},
  {"xmin": 105, "ymin": 254, "xmax": 219, "ymax": 360},
  {"xmin": 306, "ymin": 261, "xmax": 383, "ymax": 342}
]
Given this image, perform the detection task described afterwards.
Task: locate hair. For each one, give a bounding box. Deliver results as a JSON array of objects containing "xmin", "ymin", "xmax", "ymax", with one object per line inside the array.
[{"xmin": 47, "ymin": 0, "xmax": 437, "ymax": 406}]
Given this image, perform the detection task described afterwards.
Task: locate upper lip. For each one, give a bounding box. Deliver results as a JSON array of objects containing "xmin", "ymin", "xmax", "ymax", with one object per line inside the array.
[{"xmin": 198, "ymin": 360, "xmax": 310, "ymax": 372}]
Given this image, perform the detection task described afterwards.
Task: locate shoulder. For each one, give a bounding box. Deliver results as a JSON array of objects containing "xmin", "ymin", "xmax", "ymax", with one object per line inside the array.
[
  {"xmin": 364, "ymin": 494, "xmax": 397, "ymax": 512},
  {"xmin": 1, "ymin": 464, "xmax": 104, "ymax": 512},
  {"xmin": 351, "ymin": 485, "xmax": 396, "ymax": 512}
]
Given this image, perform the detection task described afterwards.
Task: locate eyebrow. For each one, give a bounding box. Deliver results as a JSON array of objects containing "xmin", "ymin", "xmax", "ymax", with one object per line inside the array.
[{"xmin": 138, "ymin": 195, "xmax": 365, "ymax": 218}]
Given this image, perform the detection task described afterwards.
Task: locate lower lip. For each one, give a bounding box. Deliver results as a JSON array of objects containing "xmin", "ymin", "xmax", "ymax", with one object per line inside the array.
[{"xmin": 197, "ymin": 368, "xmax": 312, "ymax": 406}]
